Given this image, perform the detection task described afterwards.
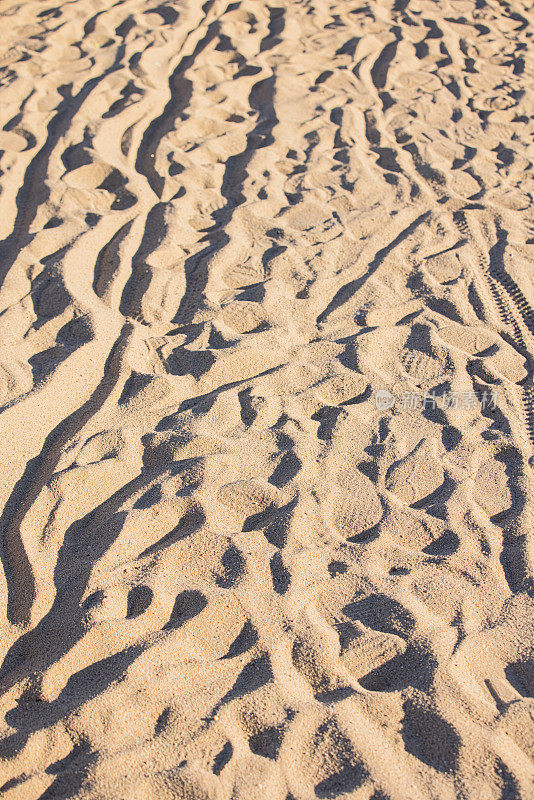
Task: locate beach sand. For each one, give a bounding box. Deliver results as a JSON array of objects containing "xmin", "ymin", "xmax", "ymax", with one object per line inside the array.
[{"xmin": 0, "ymin": 0, "xmax": 534, "ymax": 797}]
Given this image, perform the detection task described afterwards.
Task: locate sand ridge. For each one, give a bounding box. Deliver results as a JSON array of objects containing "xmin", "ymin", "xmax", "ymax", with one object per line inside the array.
[{"xmin": 0, "ymin": 0, "xmax": 533, "ymax": 797}]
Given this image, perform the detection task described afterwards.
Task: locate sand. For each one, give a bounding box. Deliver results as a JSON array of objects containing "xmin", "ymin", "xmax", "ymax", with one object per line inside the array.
[{"xmin": 0, "ymin": 0, "xmax": 533, "ymax": 797}]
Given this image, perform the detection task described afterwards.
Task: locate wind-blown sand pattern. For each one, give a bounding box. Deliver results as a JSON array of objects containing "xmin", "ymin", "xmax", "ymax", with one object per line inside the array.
[{"xmin": 0, "ymin": 0, "xmax": 534, "ymax": 796}]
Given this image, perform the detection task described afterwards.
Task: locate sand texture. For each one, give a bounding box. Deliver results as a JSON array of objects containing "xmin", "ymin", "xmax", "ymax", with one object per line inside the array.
[{"xmin": 0, "ymin": 0, "xmax": 534, "ymax": 797}]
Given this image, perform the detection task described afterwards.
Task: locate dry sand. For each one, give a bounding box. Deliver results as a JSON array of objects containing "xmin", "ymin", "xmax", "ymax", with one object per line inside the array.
[{"xmin": 0, "ymin": 0, "xmax": 534, "ymax": 797}]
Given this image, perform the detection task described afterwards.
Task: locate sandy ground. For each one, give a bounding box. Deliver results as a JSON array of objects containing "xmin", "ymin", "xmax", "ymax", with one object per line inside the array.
[{"xmin": 0, "ymin": 0, "xmax": 533, "ymax": 797}]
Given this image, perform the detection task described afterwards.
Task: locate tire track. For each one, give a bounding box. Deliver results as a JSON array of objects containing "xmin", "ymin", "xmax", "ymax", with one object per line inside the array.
[{"xmin": 455, "ymin": 209, "xmax": 534, "ymax": 448}]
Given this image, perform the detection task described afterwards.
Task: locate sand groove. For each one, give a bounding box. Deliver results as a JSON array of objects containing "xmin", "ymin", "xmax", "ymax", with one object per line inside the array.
[{"xmin": 0, "ymin": 0, "xmax": 534, "ymax": 797}]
